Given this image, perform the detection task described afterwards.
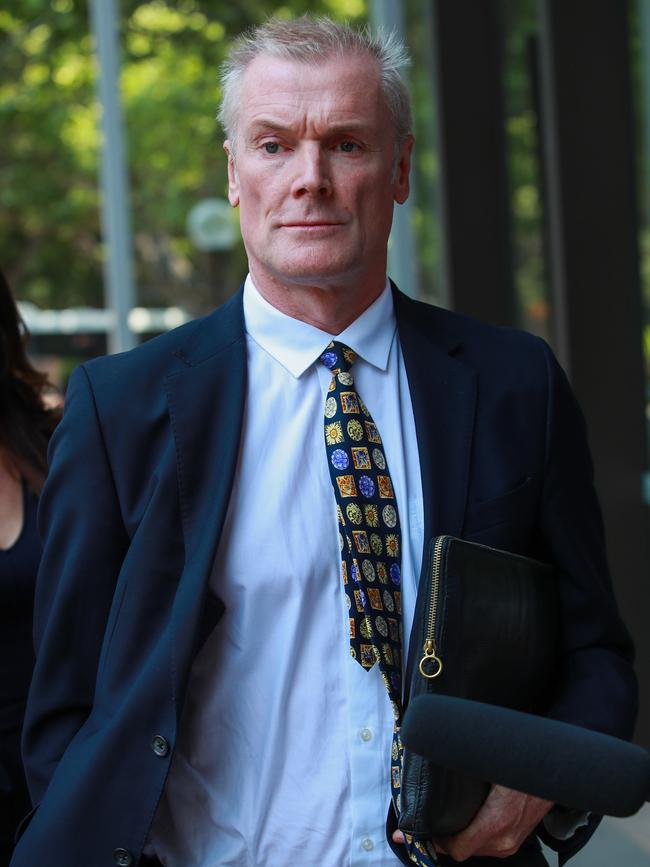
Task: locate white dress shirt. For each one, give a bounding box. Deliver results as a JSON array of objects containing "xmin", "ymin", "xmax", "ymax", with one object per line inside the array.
[{"xmin": 148, "ymin": 277, "xmax": 424, "ymax": 866}]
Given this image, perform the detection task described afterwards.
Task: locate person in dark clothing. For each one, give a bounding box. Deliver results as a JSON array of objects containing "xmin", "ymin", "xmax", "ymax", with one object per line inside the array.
[
  {"xmin": 0, "ymin": 270, "xmax": 60, "ymax": 866},
  {"xmin": 8, "ymin": 18, "xmax": 638, "ymax": 867}
]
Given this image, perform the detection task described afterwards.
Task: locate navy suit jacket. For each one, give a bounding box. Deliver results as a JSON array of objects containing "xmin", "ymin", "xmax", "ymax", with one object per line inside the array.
[{"xmin": 10, "ymin": 287, "xmax": 637, "ymax": 867}]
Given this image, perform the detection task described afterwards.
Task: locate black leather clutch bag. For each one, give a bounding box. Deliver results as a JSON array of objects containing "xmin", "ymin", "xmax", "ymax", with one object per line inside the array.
[{"xmin": 399, "ymin": 535, "xmax": 559, "ymax": 838}]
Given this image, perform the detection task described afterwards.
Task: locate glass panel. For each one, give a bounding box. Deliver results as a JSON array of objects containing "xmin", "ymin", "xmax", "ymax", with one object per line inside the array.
[
  {"xmin": 501, "ymin": 0, "xmax": 553, "ymax": 344},
  {"xmin": 0, "ymin": 1, "xmax": 106, "ymax": 380},
  {"xmin": 629, "ymin": 0, "xmax": 650, "ymax": 502},
  {"xmin": 403, "ymin": 0, "xmax": 442, "ymax": 305},
  {"xmin": 0, "ymin": 2, "xmax": 103, "ymax": 311}
]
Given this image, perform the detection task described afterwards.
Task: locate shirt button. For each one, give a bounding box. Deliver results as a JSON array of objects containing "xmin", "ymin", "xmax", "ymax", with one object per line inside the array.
[
  {"xmin": 151, "ymin": 735, "xmax": 170, "ymax": 757},
  {"xmin": 361, "ymin": 837, "xmax": 374, "ymax": 851},
  {"xmin": 359, "ymin": 727, "xmax": 373, "ymax": 742},
  {"xmin": 113, "ymin": 849, "xmax": 133, "ymax": 866}
]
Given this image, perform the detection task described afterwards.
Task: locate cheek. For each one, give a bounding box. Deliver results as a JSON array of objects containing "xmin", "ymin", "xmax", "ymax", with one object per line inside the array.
[
  {"xmin": 340, "ymin": 171, "xmax": 390, "ymax": 213},
  {"xmin": 238, "ymin": 190, "xmax": 266, "ymax": 232},
  {"xmin": 237, "ymin": 193, "xmax": 278, "ymax": 250},
  {"xmin": 240, "ymin": 177, "xmax": 284, "ymax": 221}
]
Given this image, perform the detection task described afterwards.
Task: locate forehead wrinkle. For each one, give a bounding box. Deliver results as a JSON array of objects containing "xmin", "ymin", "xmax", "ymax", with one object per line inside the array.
[
  {"xmin": 246, "ymin": 114, "xmax": 380, "ymax": 140},
  {"xmin": 240, "ymin": 56, "xmax": 384, "ymax": 108},
  {"xmin": 244, "ymin": 87, "xmax": 378, "ymax": 116},
  {"xmin": 241, "ymin": 92, "xmax": 387, "ymax": 144}
]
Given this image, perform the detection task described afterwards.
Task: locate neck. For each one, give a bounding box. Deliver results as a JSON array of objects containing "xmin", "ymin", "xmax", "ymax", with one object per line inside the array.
[{"xmin": 249, "ymin": 269, "xmax": 387, "ymax": 334}]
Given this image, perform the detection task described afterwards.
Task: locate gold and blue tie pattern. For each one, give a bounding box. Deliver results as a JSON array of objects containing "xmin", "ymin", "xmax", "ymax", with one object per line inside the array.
[{"xmin": 320, "ymin": 341, "xmax": 437, "ymax": 866}]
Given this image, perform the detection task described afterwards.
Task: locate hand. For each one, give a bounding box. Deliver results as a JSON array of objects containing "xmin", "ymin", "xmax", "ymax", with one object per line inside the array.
[{"xmin": 392, "ymin": 784, "xmax": 553, "ymax": 862}]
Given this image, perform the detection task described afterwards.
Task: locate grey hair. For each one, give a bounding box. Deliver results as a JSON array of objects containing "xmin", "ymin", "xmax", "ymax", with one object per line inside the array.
[{"xmin": 218, "ymin": 15, "xmax": 412, "ymax": 153}]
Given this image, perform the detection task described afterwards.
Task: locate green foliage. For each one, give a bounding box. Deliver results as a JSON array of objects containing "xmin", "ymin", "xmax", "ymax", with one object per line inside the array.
[{"xmin": 1, "ymin": 1, "xmax": 101, "ymax": 307}]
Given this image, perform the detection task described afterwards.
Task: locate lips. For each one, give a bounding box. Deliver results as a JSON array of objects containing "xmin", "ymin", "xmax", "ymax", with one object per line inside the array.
[
  {"xmin": 281, "ymin": 221, "xmax": 343, "ymax": 227},
  {"xmin": 275, "ymin": 213, "xmax": 347, "ymax": 227}
]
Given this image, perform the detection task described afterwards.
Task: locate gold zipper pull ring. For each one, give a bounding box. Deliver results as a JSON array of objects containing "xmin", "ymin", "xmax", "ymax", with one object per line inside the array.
[{"xmin": 419, "ymin": 639, "xmax": 443, "ymax": 679}]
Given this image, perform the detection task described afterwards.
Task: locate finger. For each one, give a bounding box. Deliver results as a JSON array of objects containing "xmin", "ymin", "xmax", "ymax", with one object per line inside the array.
[
  {"xmin": 439, "ymin": 786, "xmax": 553, "ymax": 861},
  {"xmin": 392, "ymin": 829, "xmax": 448, "ymax": 857}
]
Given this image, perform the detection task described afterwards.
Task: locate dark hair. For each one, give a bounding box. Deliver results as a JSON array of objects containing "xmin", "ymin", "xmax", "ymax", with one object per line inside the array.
[{"xmin": 0, "ymin": 270, "xmax": 60, "ymax": 494}]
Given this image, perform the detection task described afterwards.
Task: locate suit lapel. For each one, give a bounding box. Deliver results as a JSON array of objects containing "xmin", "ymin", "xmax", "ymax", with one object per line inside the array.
[
  {"xmin": 394, "ymin": 288, "xmax": 477, "ymax": 545},
  {"xmin": 163, "ymin": 290, "xmax": 246, "ymax": 662},
  {"xmin": 395, "ymin": 289, "xmax": 477, "ymax": 691}
]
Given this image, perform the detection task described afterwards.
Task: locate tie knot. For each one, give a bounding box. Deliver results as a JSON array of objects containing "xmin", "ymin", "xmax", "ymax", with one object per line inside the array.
[{"xmin": 319, "ymin": 341, "xmax": 358, "ymax": 375}]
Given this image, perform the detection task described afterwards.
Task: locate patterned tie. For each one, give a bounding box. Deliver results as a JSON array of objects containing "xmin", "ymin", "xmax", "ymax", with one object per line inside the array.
[{"xmin": 320, "ymin": 341, "xmax": 437, "ymax": 866}]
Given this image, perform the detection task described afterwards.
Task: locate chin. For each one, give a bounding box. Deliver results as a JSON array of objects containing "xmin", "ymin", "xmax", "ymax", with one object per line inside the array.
[{"xmin": 272, "ymin": 254, "xmax": 359, "ymax": 284}]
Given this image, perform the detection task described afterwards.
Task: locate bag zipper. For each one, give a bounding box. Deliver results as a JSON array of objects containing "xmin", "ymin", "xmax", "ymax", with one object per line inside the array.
[{"xmin": 418, "ymin": 535, "xmax": 447, "ymax": 680}]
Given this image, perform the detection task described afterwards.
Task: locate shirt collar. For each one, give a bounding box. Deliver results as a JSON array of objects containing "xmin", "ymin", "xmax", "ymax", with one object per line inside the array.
[{"xmin": 243, "ymin": 275, "xmax": 396, "ymax": 378}]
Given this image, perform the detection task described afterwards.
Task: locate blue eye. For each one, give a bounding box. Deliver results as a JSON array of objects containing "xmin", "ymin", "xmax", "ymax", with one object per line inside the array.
[
  {"xmin": 339, "ymin": 141, "xmax": 356, "ymax": 152},
  {"xmin": 263, "ymin": 142, "xmax": 280, "ymax": 154}
]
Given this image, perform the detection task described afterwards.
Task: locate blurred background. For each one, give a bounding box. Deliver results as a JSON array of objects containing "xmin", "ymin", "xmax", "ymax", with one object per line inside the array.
[{"xmin": 1, "ymin": 0, "xmax": 649, "ymax": 861}]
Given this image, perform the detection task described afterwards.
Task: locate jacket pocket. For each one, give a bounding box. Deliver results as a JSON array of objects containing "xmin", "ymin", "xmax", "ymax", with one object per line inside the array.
[{"xmin": 463, "ymin": 477, "xmax": 536, "ymax": 534}]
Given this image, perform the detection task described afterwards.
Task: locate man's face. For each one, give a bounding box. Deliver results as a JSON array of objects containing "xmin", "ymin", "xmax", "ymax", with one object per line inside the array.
[{"xmin": 225, "ymin": 52, "xmax": 413, "ymax": 298}]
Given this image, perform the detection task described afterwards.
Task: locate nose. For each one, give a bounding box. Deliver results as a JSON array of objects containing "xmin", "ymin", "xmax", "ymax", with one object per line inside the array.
[{"xmin": 291, "ymin": 143, "xmax": 332, "ymax": 198}]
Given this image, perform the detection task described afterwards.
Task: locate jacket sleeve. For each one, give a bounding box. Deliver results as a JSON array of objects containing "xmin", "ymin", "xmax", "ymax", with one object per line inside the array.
[
  {"xmin": 22, "ymin": 364, "xmax": 130, "ymax": 804},
  {"xmin": 537, "ymin": 340, "xmax": 637, "ymax": 736},
  {"xmin": 534, "ymin": 340, "xmax": 638, "ymax": 861}
]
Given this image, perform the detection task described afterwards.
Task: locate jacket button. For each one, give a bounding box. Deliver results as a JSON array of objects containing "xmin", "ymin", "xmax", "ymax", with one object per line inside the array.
[
  {"xmin": 151, "ymin": 734, "xmax": 170, "ymax": 757},
  {"xmin": 113, "ymin": 848, "xmax": 133, "ymax": 866}
]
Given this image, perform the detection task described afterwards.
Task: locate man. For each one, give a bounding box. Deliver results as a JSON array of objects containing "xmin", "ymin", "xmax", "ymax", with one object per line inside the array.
[{"xmin": 10, "ymin": 16, "xmax": 636, "ymax": 867}]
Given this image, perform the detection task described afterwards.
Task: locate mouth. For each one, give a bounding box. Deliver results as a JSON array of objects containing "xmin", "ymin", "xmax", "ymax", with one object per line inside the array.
[{"xmin": 281, "ymin": 221, "xmax": 343, "ymax": 227}]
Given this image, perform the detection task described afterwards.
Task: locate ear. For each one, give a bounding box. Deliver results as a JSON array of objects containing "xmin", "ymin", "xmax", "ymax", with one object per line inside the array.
[
  {"xmin": 393, "ymin": 134, "xmax": 414, "ymax": 205},
  {"xmin": 224, "ymin": 140, "xmax": 240, "ymax": 207}
]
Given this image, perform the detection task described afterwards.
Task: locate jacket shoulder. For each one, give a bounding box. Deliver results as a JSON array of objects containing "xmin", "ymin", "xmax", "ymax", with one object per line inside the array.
[
  {"xmin": 79, "ymin": 289, "xmax": 245, "ymax": 398},
  {"xmin": 397, "ymin": 291, "xmax": 551, "ymax": 367}
]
